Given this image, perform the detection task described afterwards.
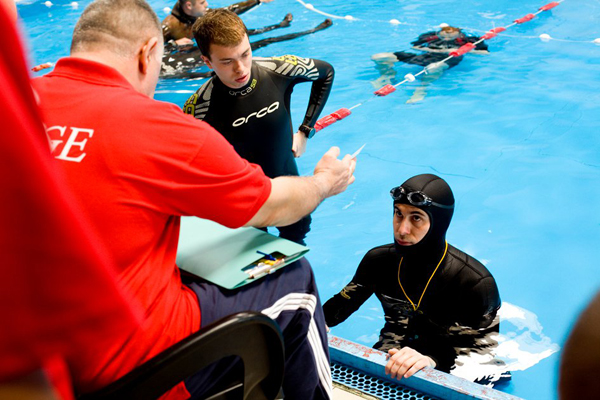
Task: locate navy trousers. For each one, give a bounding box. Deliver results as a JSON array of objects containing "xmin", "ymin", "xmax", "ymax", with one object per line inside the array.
[{"xmin": 185, "ymin": 258, "xmax": 332, "ymax": 399}]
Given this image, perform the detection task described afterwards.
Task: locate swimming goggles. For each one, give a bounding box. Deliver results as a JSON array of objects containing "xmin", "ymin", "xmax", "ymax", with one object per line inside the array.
[{"xmin": 390, "ymin": 186, "xmax": 454, "ymax": 209}]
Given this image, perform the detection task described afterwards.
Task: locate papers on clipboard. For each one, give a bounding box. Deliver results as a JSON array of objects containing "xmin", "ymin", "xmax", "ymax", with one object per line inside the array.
[{"xmin": 176, "ymin": 217, "xmax": 309, "ymax": 289}]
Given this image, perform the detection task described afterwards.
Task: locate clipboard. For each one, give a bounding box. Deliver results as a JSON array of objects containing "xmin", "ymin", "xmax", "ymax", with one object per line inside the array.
[{"xmin": 176, "ymin": 217, "xmax": 310, "ymax": 289}]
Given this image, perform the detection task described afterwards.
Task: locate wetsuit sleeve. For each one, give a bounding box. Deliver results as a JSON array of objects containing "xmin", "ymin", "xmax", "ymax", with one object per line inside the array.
[
  {"xmin": 225, "ymin": 0, "xmax": 260, "ymax": 15},
  {"xmin": 161, "ymin": 17, "xmax": 175, "ymax": 42},
  {"xmin": 255, "ymin": 56, "xmax": 334, "ymax": 135},
  {"xmin": 463, "ymin": 275, "xmax": 501, "ymax": 328},
  {"xmin": 182, "ymin": 79, "xmax": 214, "ymax": 121},
  {"xmin": 298, "ymin": 58, "xmax": 334, "ymax": 131},
  {"xmin": 323, "ymin": 253, "xmax": 377, "ymax": 327}
]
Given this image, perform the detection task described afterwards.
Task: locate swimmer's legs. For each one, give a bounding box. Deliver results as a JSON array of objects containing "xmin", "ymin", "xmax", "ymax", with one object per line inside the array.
[
  {"xmin": 277, "ymin": 214, "xmax": 311, "ymax": 246},
  {"xmin": 370, "ymin": 52, "xmax": 398, "ymax": 89},
  {"xmin": 250, "ymin": 19, "xmax": 333, "ymax": 52},
  {"xmin": 247, "ymin": 13, "xmax": 293, "ymax": 36},
  {"xmin": 406, "ymin": 62, "xmax": 448, "ymax": 104}
]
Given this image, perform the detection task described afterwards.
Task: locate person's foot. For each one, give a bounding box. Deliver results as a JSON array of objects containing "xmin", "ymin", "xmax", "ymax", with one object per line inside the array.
[
  {"xmin": 314, "ymin": 18, "xmax": 333, "ymax": 31},
  {"xmin": 280, "ymin": 13, "xmax": 293, "ymax": 27},
  {"xmin": 406, "ymin": 89, "xmax": 426, "ymax": 104}
]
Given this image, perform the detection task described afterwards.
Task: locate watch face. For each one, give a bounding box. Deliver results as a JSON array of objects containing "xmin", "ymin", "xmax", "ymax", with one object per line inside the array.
[{"xmin": 301, "ymin": 125, "xmax": 315, "ymax": 138}]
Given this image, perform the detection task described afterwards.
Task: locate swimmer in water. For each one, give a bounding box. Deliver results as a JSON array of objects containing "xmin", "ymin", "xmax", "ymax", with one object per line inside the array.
[
  {"xmin": 323, "ymin": 174, "xmax": 502, "ymax": 381},
  {"xmin": 371, "ymin": 26, "xmax": 489, "ymax": 103},
  {"xmin": 162, "ymin": 0, "xmax": 281, "ymax": 47},
  {"xmin": 161, "ymin": 0, "xmax": 332, "ymax": 78}
]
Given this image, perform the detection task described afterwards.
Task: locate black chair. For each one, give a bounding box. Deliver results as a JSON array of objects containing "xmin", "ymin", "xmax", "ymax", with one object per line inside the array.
[{"xmin": 79, "ymin": 311, "xmax": 284, "ymax": 400}]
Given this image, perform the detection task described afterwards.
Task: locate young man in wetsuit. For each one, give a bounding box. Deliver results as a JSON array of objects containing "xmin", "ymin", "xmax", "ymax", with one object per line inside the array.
[
  {"xmin": 371, "ymin": 26, "xmax": 489, "ymax": 103},
  {"xmin": 183, "ymin": 9, "xmax": 335, "ymax": 245},
  {"xmin": 323, "ymin": 174, "xmax": 501, "ymax": 380}
]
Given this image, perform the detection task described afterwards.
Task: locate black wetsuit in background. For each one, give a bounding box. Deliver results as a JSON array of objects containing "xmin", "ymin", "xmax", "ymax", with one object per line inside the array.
[
  {"xmin": 394, "ymin": 30, "xmax": 489, "ymax": 68},
  {"xmin": 324, "ymin": 243, "xmax": 501, "ymax": 372},
  {"xmin": 183, "ymin": 55, "xmax": 334, "ymax": 244},
  {"xmin": 162, "ymin": 19, "xmax": 332, "ymax": 79}
]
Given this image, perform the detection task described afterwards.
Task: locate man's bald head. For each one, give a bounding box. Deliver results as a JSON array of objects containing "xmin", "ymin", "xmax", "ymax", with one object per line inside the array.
[{"xmin": 71, "ymin": 0, "xmax": 161, "ymax": 57}]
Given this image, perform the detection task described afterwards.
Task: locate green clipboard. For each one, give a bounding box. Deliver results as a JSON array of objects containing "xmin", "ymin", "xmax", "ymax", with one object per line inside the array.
[{"xmin": 176, "ymin": 217, "xmax": 310, "ymax": 289}]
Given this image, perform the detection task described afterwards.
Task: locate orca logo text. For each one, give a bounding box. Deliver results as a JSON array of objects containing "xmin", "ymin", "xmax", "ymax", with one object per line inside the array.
[{"xmin": 232, "ymin": 101, "xmax": 279, "ymax": 127}]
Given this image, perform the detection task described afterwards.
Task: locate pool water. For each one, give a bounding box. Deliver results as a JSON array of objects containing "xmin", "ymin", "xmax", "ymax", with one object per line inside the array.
[{"xmin": 18, "ymin": 0, "xmax": 600, "ymax": 398}]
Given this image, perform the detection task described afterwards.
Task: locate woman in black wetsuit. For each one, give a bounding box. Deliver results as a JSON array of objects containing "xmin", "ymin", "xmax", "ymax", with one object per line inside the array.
[{"xmin": 323, "ymin": 174, "xmax": 501, "ymax": 379}]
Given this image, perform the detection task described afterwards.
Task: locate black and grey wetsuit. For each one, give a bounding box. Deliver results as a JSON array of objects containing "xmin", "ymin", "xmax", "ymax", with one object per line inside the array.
[
  {"xmin": 323, "ymin": 243, "xmax": 501, "ymax": 372},
  {"xmin": 183, "ymin": 55, "xmax": 334, "ymax": 244}
]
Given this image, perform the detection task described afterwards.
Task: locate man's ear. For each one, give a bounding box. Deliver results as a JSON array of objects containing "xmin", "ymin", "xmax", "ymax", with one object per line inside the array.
[
  {"xmin": 138, "ymin": 36, "xmax": 160, "ymax": 74},
  {"xmin": 201, "ymin": 54, "xmax": 213, "ymax": 70},
  {"xmin": 182, "ymin": 0, "xmax": 193, "ymax": 13}
]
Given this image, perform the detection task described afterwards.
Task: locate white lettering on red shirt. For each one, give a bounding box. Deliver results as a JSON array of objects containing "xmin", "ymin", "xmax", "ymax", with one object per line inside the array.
[{"xmin": 47, "ymin": 125, "xmax": 94, "ymax": 162}]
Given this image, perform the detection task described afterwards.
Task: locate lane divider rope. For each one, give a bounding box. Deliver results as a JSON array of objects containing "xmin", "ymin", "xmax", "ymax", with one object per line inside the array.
[{"xmin": 313, "ymin": 1, "xmax": 566, "ymax": 133}]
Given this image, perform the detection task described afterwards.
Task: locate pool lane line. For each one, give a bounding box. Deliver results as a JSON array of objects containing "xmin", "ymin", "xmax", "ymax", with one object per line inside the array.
[
  {"xmin": 296, "ymin": 0, "xmax": 599, "ymax": 45},
  {"xmin": 312, "ymin": 1, "xmax": 566, "ymax": 134}
]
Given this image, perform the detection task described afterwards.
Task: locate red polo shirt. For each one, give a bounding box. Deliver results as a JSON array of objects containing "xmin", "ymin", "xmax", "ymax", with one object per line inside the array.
[{"xmin": 33, "ymin": 57, "xmax": 271, "ymax": 397}]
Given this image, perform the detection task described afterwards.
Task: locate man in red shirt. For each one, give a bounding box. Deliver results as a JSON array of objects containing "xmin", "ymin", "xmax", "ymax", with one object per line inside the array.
[
  {"xmin": 32, "ymin": 0, "xmax": 355, "ymax": 398},
  {"xmin": 0, "ymin": 1, "xmax": 140, "ymax": 399}
]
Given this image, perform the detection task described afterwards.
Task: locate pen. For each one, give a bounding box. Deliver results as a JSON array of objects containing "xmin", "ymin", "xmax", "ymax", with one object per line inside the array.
[
  {"xmin": 351, "ymin": 143, "xmax": 366, "ymax": 159},
  {"xmin": 256, "ymin": 250, "xmax": 276, "ymax": 261},
  {"xmin": 247, "ymin": 264, "xmax": 273, "ymax": 279}
]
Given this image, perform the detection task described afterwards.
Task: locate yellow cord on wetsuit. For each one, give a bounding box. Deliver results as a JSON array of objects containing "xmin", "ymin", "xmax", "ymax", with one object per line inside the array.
[{"xmin": 397, "ymin": 241, "xmax": 448, "ymax": 312}]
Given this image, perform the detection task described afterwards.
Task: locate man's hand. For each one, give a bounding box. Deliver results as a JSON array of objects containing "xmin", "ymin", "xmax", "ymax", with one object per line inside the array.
[
  {"xmin": 313, "ymin": 147, "xmax": 356, "ymax": 198},
  {"xmin": 385, "ymin": 347, "xmax": 436, "ymax": 380},
  {"xmin": 244, "ymin": 147, "xmax": 355, "ymax": 228},
  {"xmin": 174, "ymin": 37, "xmax": 194, "ymax": 47},
  {"xmin": 292, "ymin": 131, "xmax": 307, "ymax": 158}
]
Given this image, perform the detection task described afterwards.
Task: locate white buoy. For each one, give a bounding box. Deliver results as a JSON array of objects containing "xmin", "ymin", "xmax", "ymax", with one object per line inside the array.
[
  {"xmin": 163, "ymin": 6, "xmax": 171, "ymax": 13},
  {"xmin": 539, "ymin": 33, "xmax": 551, "ymax": 42},
  {"xmin": 439, "ymin": 22, "xmax": 449, "ymax": 28},
  {"xmin": 70, "ymin": 1, "xmax": 78, "ymax": 8},
  {"xmin": 305, "ymin": 3, "xmax": 314, "ymax": 10},
  {"xmin": 344, "ymin": 15, "xmax": 355, "ymax": 20},
  {"xmin": 389, "ymin": 19, "xmax": 401, "ymax": 25},
  {"xmin": 593, "ymin": 38, "xmax": 600, "ymax": 45},
  {"xmin": 404, "ymin": 73, "xmax": 416, "ymax": 82},
  {"xmin": 44, "ymin": 1, "xmax": 53, "ymax": 7}
]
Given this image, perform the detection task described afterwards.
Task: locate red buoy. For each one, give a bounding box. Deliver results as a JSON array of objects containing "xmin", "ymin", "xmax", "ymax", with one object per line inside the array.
[
  {"xmin": 539, "ymin": 2, "xmax": 560, "ymax": 11},
  {"xmin": 374, "ymin": 84, "xmax": 397, "ymax": 96},
  {"xmin": 481, "ymin": 27, "xmax": 506, "ymax": 40},
  {"xmin": 514, "ymin": 13, "xmax": 535, "ymax": 24},
  {"xmin": 450, "ymin": 42, "xmax": 475, "ymax": 57},
  {"xmin": 315, "ymin": 108, "xmax": 352, "ymax": 131}
]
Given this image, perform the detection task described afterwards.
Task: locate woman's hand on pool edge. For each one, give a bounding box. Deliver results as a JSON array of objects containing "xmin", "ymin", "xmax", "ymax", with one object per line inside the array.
[{"xmin": 385, "ymin": 347, "xmax": 436, "ymax": 380}]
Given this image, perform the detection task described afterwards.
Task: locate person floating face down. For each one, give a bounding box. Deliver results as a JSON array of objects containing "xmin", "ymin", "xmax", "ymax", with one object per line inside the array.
[
  {"xmin": 323, "ymin": 174, "xmax": 501, "ymax": 380},
  {"xmin": 370, "ymin": 26, "xmax": 489, "ymax": 102}
]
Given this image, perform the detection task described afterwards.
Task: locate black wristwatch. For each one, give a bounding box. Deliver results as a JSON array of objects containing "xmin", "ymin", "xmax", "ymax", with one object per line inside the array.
[{"xmin": 299, "ymin": 124, "xmax": 315, "ymax": 139}]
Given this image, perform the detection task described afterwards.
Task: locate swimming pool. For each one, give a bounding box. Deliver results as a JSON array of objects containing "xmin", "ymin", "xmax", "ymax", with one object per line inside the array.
[{"xmin": 19, "ymin": 0, "xmax": 600, "ymax": 398}]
